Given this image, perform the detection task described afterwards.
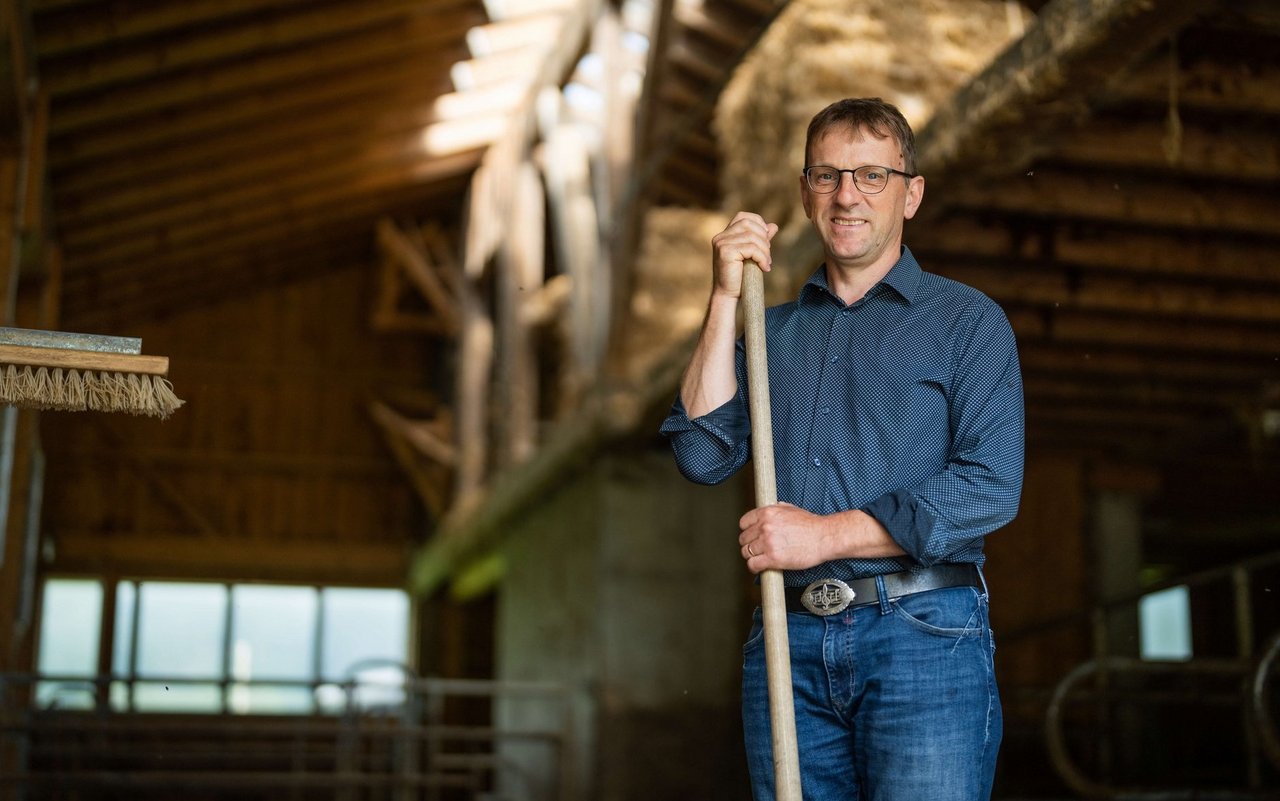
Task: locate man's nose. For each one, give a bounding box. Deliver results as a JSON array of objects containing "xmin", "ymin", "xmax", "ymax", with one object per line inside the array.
[{"xmin": 835, "ymin": 172, "xmax": 865, "ymax": 202}]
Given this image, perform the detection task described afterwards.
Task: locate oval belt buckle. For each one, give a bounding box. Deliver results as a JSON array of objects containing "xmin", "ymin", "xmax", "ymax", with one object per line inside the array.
[{"xmin": 800, "ymin": 578, "xmax": 856, "ymax": 616}]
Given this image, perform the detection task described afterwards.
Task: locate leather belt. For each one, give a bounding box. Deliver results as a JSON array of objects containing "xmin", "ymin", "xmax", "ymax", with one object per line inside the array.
[{"xmin": 784, "ymin": 564, "xmax": 981, "ymax": 616}]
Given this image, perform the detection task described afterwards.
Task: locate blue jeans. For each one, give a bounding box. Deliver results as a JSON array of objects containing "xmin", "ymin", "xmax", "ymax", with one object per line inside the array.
[{"xmin": 742, "ymin": 580, "xmax": 1001, "ymax": 801}]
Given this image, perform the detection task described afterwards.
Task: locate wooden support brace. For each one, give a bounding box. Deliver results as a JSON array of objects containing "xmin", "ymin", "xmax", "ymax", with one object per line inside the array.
[
  {"xmin": 368, "ymin": 400, "xmax": 453, "ymax": 518},
  {"xmin": 374, "ymin": 217, "xmax": 461, "ymax": 336}
]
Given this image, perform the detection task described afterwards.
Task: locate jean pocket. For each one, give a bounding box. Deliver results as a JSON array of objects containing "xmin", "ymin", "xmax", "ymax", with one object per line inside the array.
[
  {"xmin": 742, "ymin": 607, "xmax": 765, "ymax": 654},
  {"xmin": 889, "ymin": 586, "xmax": 985, "ymax": 638}
]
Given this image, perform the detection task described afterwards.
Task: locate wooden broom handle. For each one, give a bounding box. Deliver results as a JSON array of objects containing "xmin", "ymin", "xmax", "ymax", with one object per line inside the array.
[
  {"xmin": 0, "ymin": 344, "xmax": 170, "ymax": 376},
  {"xmin": 742, "ymin": 260, "xmax": 803, "ymax": 801}
]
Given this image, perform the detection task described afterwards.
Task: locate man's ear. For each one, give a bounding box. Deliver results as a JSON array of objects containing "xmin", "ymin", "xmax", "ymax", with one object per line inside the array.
[{"xmin": 903, "ymin": 175, "xmax": 925, "ymax": 220}]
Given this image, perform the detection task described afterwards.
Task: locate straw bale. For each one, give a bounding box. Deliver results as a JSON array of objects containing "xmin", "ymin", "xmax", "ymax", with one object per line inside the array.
[
  {"xmin": 622, "ymin": 207, "xmax": 731, "ymax": 380},
  {"xmin": 716, "ymin": 0, "xmax": 1029, "ymax": 228}
]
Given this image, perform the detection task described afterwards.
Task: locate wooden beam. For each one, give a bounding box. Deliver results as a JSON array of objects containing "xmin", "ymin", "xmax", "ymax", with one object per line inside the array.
[
  {"xmin": 466, "ymin": 12, "xmax": 568, "ymax": 56},
  {"xmin": 45, "ymin": 444, "xmax": 402, "ymax": 478},
  {"xmin": 925, "ymin": 258, "xmax": 1280, "ymax": 325},
  {"xmin": 457, "ymin": 0, "xmax": 601, "ymax": 279},
  {"xmin": 50, "ymin": 531, "xmax": 410, "ymax": 585},
  {"xmin": 34, "ymin": 0, "xmax": 319, "ymax": 57},
  {"xmin": 1032, "ymin": 308, "xmax": 1280, "ymax": 357},
  {"xmin": 368, "ymin": 400, "xmax": 454, "ymax": 517},
  {"xmin": 57, "ymin": 120, "xmax": 494, "ymax": 246},
  {"xmin": 1018, "ymin": 342, "xmax": 1279, "ymax": 389},
  {"xmin": 49, "ymin": 50, "xmax": 468, "ymax": 170},
  {"xmin": 371, "ymin": 401, "xmax": 455, "ymax": 465},
  {"xmin": 494, "ymin": 161, "xmax": 545, "ymax": 467},
  {"xmin": 1114, "ymin": 49, "xmax": 1280, "ymax": 117},
  {"xmin": 910, "ymin": 218, "xmax": 1280, "ymax": 286},
  {"xmin": 1048, "ymin": 113, "xmax": 1280, "ymax": 181},
  {"xmin": 671, "ymin": 0, "xmax": 763, "ymax": 50},
  {"xmin": 39, "ymin": 0, "xmax": 465, "ymax": 96},
  {"xmin": 541, "ymin": 118, "xmax": 600, "ymax": 413},
  {"xmin": 914, "ymin": 0, "xmax": 1220, "ymax": 195},
  {"xmin": 453, "ymin": 280, "xmax": 493, "ymax": 511},
  {"xmin": 519, "ymin": 273, "xmax": 571, "ymax": 325},
  {"xmin": 46, "ymin": 7, "xmax": 485, "ymax": 136},
  {"xmin": 664, "ymin": 40, "xmax": 726, "ymax": 84},
  {"xmin": 450, "ymin": 48, "xmax": 556, "ymax": 91},
  {"xmin": 65, "ymin": 189, "xmax": 470, "ymax": 305},
  {"xmin": 50, "ymin": 71, "xmax": 515, "ymax": 199},
  {"xmin": 943, "ymin": 169, "xmax": 1280, "ymax": 238},
  {"xmin": 58, "ymin": 147, "xmax": 484, "ymax": 268},
  {"xmin": 375, "ymin": 217, "xmax": 461, "ymax": 336}
]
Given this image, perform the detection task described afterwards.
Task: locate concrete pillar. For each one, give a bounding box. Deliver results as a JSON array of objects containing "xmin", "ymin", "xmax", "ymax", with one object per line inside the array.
[
  {"xmin": 1092, "ymin": 490, "xmax": 1143, "ymax": 657},
  {"xmin": 1088, "ymin": 485, "xmax": 1147, "ymax": 784},
  {"xmin": 494, "ymin": 446, "xmax": 752, "ymax": 801}
]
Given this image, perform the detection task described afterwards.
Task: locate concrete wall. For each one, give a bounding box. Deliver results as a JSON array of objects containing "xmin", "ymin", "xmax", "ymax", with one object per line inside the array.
[{"xmin": 496, "ymin": 445, "xmax": 753, "ymax": 801}]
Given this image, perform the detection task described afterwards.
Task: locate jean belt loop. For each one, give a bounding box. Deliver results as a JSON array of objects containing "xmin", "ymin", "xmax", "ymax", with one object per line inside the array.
[
  {"xmin": 875, "ymin": 574, "xmax": 891, "ymax": 615},
  {"xmin": 975, "ymin": 563, "xmax": 991, "ymax": 599}
]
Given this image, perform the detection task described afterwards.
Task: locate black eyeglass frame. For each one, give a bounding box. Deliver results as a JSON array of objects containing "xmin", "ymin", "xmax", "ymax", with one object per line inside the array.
[{"xmin": 801, "ymin": 164, "xmax": 918, "ymax": 194}]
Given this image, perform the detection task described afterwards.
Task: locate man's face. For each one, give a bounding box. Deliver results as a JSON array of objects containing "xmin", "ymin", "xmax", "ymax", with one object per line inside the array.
[{"xmin": 800, "ymin": 125, "xmax": 924, "ymax": 274}]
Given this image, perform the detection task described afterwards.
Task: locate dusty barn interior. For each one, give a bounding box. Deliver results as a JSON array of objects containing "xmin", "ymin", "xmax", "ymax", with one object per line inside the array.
[{"xmin": 0, "ymin": 0, "xmax": 1277, "ymax": 798}]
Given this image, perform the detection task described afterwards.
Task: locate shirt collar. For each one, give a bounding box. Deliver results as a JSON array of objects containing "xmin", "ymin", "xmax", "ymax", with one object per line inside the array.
[{"xmin": 799, "ymin": 245, "xmax": 924, "ymax": 306}]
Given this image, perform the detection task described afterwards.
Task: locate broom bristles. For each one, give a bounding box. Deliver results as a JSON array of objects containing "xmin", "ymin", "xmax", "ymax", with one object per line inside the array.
[{"xmin": 0, "ymin": 364, "xmax": 184, "ymax": 419}]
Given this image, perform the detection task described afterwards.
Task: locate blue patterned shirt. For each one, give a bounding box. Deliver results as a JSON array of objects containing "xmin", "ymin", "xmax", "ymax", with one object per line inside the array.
[{"xmin": 659, "ymin": 246, "xmax": 1024, "ymax": 586}]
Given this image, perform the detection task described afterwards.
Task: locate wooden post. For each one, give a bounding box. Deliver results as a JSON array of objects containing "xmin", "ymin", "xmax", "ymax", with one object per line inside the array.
[{"xmin": 495, "ymin": 162, "xmax": 545, "ymax": 468}]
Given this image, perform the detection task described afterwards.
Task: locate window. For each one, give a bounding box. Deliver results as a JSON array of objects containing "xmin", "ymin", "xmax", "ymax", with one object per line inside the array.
[
  {"xmin": 1139, "ymin": 584, "xmax": 1192, "ymax": 661},
  {"xmin": 36, "ymin": 578, "xmax": 411, "ymax": 714},
  {"xmin": 229, "ymin": 584, "xmax": 317, "ymax": 714},
  {"xmin": 129, "ymin": 582, "xmax": 227, "ymax": 712},
  {"xmin": 35, "ymin": 579, "xmax": 102, "ymax": 710}
]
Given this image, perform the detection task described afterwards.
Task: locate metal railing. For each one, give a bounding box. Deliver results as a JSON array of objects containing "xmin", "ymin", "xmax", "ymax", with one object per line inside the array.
[
  {"xmin": 1041, "ymin": 550, "xmax": 1280, "ymax": 800},
  {"xmin": 0, "ymin": 668, "xmax": 574, "ymax": 801}
]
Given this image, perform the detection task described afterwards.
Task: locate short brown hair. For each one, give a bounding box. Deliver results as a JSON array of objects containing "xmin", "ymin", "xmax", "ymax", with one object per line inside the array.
[{"xmin": 805, "ymin": 98, "xmax": 917, "ymax": 175}]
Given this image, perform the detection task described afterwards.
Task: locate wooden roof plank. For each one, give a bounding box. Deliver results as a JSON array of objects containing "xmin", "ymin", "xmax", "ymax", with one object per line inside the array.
[
  {"xmin": 915, "ymin": 0, "xmax": 1222, "ymax": 190},
  {"xmin": 41, "ymin": 0, "xmax": 470, "ymax": 96},
  {"xmin": 945, "ymin": 169, "xmax": 1280, "ymax": 238},
  {"xmin": 47, "ymin": 6, "xmax": 485, "ymax": 136},
  {"xmin": 57, "ymin": 135, "xmax": 490, "ymax": 254}
]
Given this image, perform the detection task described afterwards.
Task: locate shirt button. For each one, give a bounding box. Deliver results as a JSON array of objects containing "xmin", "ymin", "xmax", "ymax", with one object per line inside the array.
[
  {"xmin": 829, "ymin": 355, "xmax": 838, "ymax": 363},
  {"xmin": 820, "ymin": 406, "xmax": 831, "ymax": 415},
  {"xmin": 812, "ymin": 458, "xmax": 821, "ymax": 467}
]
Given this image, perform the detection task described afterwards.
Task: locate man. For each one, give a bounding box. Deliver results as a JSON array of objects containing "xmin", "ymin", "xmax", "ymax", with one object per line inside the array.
[{"xmin": 659, "ymin": 98, "xmax": 1024, "ymax": 801}]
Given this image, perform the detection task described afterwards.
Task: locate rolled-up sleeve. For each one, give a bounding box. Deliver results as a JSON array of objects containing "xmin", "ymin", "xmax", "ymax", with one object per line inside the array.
[{"xmin": 658, "ymin": 386, "xmax": 753, "ymax": 486}]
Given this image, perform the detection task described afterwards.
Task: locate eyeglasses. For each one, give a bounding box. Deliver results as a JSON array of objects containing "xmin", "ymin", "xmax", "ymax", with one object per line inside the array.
[{"xmin": 802, "ymin": 164, "xmax": 916, "ymax": 194}]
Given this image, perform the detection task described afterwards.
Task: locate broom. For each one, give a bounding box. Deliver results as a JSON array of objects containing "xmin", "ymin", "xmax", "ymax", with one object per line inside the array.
[{"xmin": 0, "ymin": 327, "xmax": 184, "ymax": 419}]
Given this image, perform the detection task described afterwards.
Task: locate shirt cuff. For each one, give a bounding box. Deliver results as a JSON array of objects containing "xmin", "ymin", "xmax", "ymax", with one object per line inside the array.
[
  {"xmin": 659, "ymin": 391, "xmax": 751, "ymax": 444},
  {"xmin": 861, "ymin": 489, "xmax": 938, "ymax": 566}
]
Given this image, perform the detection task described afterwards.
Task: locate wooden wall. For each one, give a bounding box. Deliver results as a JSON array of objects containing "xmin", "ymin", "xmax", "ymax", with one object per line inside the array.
[{"xmin": 38, "ymin": 260, "xmax": 439, "ymax": 587}]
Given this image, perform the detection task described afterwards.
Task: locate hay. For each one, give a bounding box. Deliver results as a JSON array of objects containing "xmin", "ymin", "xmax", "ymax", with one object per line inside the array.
[
  {"xmin": 622, "ymin": 207, "xmax": 731, "ymax": 381},
  {"xmin": 715, "ymin": 0, "xmax": 1029, "ymax": 228}
]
